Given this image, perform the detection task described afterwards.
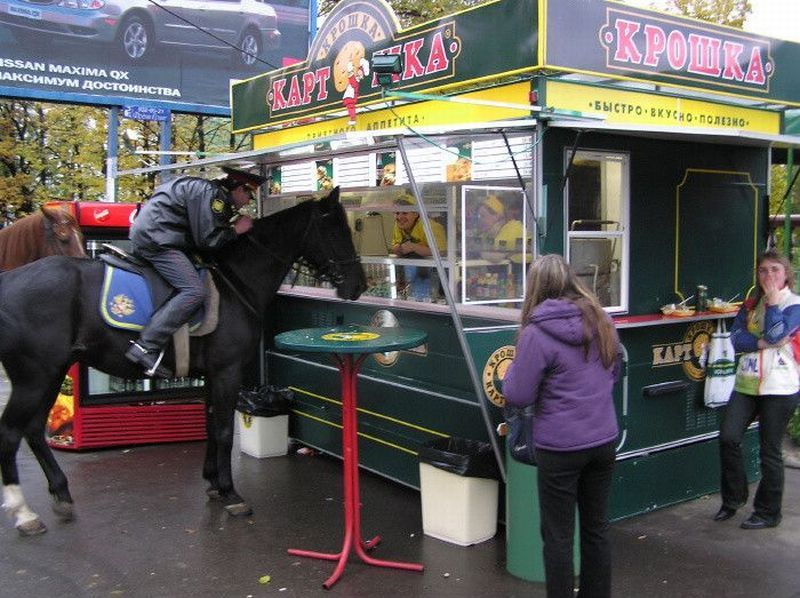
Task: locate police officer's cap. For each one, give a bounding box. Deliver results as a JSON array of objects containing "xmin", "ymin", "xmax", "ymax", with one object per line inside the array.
[{"xmin": 219, "ymin": 166, "xmax": 267, "ymax": 191}]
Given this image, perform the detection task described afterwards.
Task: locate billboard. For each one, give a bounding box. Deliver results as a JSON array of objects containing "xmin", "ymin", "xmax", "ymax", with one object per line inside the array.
[{"xmin": 0, "ymin": 0, "xmax": 314, "ymax": 115}]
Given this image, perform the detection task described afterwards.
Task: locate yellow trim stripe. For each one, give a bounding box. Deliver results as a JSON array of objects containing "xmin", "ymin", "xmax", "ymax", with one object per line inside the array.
[
  {"xmin": 540, "ymin": 64, "xmax": 800, "ymax": 109},
  {"xmin": 673, "ymin": 168, "xmax": 759, "ymax": 300},
  {"xmin": 539, "ymin": 0, "xmax": 547, "ymax": 66},
  {"xmin": 291, "ymin": 409, "xmax": 422, "ymax": 456},
  {"xmin": 289, "ymin": 386, "xmax": 449, "ymax": 438}
]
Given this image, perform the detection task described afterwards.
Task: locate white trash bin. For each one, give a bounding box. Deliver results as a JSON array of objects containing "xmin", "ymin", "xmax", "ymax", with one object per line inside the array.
[
  {"xmin": 418, "ymin": 437, "xmax": 500, "ymax": 546},
  {"xmin": 238, "ymin": 411, "xmax": 289, "ymax": 458}
]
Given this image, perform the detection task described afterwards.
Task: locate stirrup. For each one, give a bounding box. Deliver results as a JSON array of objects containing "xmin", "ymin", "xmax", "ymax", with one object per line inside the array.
[
  {"xmin": 126, "ymin": 341, "xmax": 171, "ymax": 378},
  {"xmin": 144, "ymin": 347, "xmax": 167, "ymax": 377}
]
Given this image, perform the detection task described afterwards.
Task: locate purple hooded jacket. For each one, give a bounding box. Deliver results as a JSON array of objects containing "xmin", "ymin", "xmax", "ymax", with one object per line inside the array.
[{"xmin": 503, "ymin": 298, "xmax": 620, "ymax": 452}]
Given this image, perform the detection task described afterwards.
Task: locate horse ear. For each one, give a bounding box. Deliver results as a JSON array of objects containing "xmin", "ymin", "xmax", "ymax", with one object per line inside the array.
[
  {"xmin": 320, "ymin": 186, "xmax": 340, "ymax": 210},
  {"xmin": 40, "ymin": 205, "xmax": 55, "ymax": 221}
]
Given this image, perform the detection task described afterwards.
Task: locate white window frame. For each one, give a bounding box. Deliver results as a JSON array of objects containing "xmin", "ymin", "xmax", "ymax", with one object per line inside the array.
[{"xmin": 564, "ymin": 149, "xmax": 630, "ymax": 314}]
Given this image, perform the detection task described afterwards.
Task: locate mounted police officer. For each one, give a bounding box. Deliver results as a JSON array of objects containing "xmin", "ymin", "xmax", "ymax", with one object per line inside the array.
[{"xmin": 126, "ymin": 166, "xmax": 266, "ymax": 378}]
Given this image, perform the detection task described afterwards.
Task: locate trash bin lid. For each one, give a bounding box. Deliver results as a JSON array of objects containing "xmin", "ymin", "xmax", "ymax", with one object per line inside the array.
[{"xmin": 274, "ymin": 324, "xmax": 426, "ymax": 354}]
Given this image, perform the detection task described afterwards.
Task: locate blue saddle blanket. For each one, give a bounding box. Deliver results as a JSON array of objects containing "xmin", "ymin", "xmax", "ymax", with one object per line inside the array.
[{"xmin": 100, "ymin": 265, "xmax": 205, "ymax": 331}]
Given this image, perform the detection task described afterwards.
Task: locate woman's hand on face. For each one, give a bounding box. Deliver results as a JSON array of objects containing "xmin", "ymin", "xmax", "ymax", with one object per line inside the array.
[{"xmin": 762, "ymin": 278, "xmax": 781, "ymax": 305}]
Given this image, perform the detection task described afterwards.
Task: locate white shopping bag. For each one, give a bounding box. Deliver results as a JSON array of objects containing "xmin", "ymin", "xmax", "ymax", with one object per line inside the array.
[{"xmin": 704, "ymin": 320, "xmax": 736, "ymax": 408}]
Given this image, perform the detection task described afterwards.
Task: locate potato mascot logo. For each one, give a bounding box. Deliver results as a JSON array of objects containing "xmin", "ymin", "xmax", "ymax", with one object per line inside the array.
[
  {"xmin": 651, "ymin": 321, "xmax": 714, "ymax": 381},
  {"xmin": 483, "ymin": 345, "xmax": 515, "ymax": 407}
]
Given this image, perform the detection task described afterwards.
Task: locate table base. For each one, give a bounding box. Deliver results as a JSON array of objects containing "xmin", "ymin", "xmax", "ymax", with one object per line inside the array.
[{"xmin": 287, "ymin": 353, "xmax": 424, "ymax": 589}]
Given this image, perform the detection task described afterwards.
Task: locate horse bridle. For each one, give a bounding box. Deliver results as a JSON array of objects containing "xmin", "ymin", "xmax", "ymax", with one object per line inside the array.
[
  {"xmin": 246, "ymin": 204, "xmax": 360, "ymax": 285},
  {"xmin": 211, "ymin": 203, "xmax": 360, "ymax": 316},
  {"xmin": 43, "ymin": 215, "xmax": 81, "ymax": 256}
]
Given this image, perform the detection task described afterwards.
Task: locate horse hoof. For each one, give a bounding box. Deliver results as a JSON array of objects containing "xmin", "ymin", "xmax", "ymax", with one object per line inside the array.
[
  {"xmin": 206, "ymin": 487, "xmax": 221, "ymax": 500},
  {"xmin": 224, "ymin": 502, "xmax": 253, "ymax": 517},
  {"xmin": 52, "ymin": 501, "xmax": 74, "ymax": 521},
  {"xmin": 17, "ymin": 518, "xmax": 47, "ymax": 537}
]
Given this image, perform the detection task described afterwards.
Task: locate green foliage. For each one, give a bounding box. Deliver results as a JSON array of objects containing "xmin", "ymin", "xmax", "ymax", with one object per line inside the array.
[
  {"xmin": 660, "ymin": 0, "xmax": 752, "ymax": 27},
  {"xmin": 0, "ymin": 100, "xmax": 248, "ymax": 209},
  {"xmin": 319, "ymin": 0, "xmax": 484, "ymax": 27}
]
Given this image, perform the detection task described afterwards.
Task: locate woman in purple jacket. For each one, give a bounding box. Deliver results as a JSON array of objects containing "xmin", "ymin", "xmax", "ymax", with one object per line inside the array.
[{"xmin": 503, "ymin": 254, "xmax": 620, "ymax": 598}]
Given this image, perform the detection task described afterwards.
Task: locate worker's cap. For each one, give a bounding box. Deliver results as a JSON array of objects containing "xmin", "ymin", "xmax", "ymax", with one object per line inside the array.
[
  {"xmin": 481, "ymin": 195, "xmax": 505, "ymax": 216},
  {"xmin": 219, "ymin": 166, "xmax": 267, "ymax": 191},
  {"xmin": 393, "ymin": 193, "xmax": 417, "ymax": 208}
]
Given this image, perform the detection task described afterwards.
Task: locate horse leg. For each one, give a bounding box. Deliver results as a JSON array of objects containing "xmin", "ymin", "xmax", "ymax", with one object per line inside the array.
[
  {"xmin": 207, "ymin": 367, "xmax": 251, "ymax": 517},
  {"xmin": 203, "ymin": 401, "xmax": 221, "ymax": 499},
  {"xmin": 24, "ymin": 421, "xmax": 73, "ymax": 522},
  {"xmin": 0, "ymin": 387, "xmax": 48, "ymax": 536},
  {"xmin": 22, "ymin": 368, "xmax": 74, "ymax": 521}
]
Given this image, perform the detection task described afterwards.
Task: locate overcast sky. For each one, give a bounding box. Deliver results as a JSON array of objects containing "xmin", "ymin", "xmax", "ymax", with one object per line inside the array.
[{"xmin": 624, "ymin": 0, "xmax": 800, "ymax": 42}]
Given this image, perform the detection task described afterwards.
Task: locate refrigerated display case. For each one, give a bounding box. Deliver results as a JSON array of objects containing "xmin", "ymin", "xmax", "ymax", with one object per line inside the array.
[{"xmin": 44, "ymin": 201, "xmax": 207, "ymax": 450}]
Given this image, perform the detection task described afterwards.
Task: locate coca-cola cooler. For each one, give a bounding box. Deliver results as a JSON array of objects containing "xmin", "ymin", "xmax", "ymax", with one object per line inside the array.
[{"xmin": 45, "ymin": 202, "xmax": 207, "ymax": 450}]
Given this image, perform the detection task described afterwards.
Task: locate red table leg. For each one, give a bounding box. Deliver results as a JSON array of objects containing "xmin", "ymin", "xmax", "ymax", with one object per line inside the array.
[{"xmin": 288, "ymin": 353, "xmax": 424, "ymax": 589}]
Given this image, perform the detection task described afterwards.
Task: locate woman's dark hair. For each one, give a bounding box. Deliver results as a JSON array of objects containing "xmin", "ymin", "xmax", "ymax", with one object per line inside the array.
[{"xmin": 519, "ymin": 253, "xmax": 618, "ymax": 368}]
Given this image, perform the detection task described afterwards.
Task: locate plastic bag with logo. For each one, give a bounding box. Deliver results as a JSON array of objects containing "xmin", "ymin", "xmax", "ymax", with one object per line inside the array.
[{"xmin": 703, "ymin": 319, "xmax": 736, "ymax": 408}]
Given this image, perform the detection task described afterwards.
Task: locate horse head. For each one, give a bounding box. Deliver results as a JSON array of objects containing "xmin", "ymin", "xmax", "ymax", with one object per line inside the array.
[
  {"xmin": 41, "ymin": 205, "xmax": 86, "ymax": 258},
  {"xmin": 300, "ymin": 187, "xmax": 367, "ymax": 300}
]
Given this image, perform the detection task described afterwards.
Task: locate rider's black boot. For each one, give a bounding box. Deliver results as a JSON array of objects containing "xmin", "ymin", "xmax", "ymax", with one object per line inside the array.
[{"xmin": 125, "ymin": 341, "xmax": 173, "ymax": 378}]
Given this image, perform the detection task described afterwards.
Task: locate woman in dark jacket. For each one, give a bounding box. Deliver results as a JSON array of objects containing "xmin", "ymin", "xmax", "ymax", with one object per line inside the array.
[{"xmin": 503, "ymin": 253, "xmax": 620, "ymax": 598}]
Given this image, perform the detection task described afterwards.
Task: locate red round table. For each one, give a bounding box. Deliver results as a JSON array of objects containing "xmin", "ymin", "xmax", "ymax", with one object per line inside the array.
[{"xmin": 274, "ymin": 324, "xmax": 428, "ymax": 589}]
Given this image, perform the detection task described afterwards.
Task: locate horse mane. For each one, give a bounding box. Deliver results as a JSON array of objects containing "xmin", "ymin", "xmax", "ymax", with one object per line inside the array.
[
  {"xmin": 218, "ymin": 199, "xmax": 316, "ymax": 265},
  {"xmin": 0, "ymin": 211, "xmax": 48, "ymax": 271}
]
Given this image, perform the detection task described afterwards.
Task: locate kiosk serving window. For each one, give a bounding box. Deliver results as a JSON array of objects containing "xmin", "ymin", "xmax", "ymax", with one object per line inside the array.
[
  {"xmin": 271, "ymin": 130, "xmax": 536, "ymax": 309},
  {"xmin": 565, "ymin": 150, "xmax": 629, "ymax": 312}
]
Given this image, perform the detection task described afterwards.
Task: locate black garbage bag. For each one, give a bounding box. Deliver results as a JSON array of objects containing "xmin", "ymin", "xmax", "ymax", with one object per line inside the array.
[
  {"xmin": 417, "ymin": 437, "xmax": 501, "ymax": 480},
  {"xmin": 237, "ymin": 385, "xmax": 293, "ymax": 417}
]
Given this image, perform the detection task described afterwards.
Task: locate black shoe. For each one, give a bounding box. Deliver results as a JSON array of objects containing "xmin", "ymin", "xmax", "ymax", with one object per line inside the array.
[
  {"xmin": 740, "ymin": 514, "xmax": 780, "ymax": 529},
  {"xmin": 713, "ymin": 506, "xmax": 737, "ymax": 522},
  {"xmin": 125, "ymin": 342, "xmax": 173, "ymax": 378}
]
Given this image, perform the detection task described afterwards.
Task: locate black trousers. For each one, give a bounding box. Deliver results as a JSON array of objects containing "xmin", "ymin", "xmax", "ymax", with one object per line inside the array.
[
  {"xmin": 719, "ymin": 391, "xmax": 799, "ymax": 522},
  {"xmin": 536, "ymin": 441, "xmax": 616, "ymax": 598},
  {"xmin": 136, "ymin": 248, "xmax": 205, "ymax": 349}
]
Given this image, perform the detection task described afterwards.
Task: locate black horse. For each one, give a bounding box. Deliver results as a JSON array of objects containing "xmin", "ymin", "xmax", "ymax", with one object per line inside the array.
[{"xmin": 0, "ymin": 188, "xmax": 366, "ymax": 535}]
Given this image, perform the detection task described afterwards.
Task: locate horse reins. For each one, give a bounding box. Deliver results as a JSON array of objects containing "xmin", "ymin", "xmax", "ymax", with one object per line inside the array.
[
  {"xmin": 209, "ymin": 204, "xmax": 359, "ymax": 317},
  {"xmin": 43, "ymin": 215, "xmax": 82, "ymax": 256}
]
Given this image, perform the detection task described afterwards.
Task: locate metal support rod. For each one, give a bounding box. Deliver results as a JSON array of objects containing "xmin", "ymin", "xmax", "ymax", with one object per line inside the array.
[
  {"xmin": 105, "ymin": 106, "xmax": 118, "ymax": 203},
  {"xmin": 396, "ymin": 136, "xmax": 507, "ymax": 483},
  {"xmin": 785, "ymin": 148, "xmax": 794, "ymax": 257},
  {"xmin": 159, "ymin": 114, "xmax": 173, "ymax": 183}
]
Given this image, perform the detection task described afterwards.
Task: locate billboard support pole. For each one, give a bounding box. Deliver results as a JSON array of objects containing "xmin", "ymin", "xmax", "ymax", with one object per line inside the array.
[
  {"xmin": 159, "ymin": 113, "xmax": 173, "ymax": 183},
  {"xmin": 105, "ymin": 106, "xmax": 118, "ymax": 203}
]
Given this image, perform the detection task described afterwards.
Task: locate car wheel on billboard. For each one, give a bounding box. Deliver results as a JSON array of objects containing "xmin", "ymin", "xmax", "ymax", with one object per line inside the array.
[
  {"xmin": 235, "ymin": 27, "xmax": 262, "ymax": 69},
  {"xmin": 117, "ymin": 13, "xmax": 154, "ymax": 63}
]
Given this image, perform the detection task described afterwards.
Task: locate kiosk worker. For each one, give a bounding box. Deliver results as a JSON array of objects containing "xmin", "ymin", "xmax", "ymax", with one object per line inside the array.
[
  {"xmin": 477, "ymin": 195, "xmax": 525, "ymax": 252},
  {"xmin": 126, "ymin": 167, "xmax": 266, "ymax": 378},
  {"xmin": 390, "ymin": 194, "xmax": 446, "ymax": 300},
  {"xmin": 714, "ymin": 249, "xmax": 800, "ymax": 529},
  {"xmin": 503, "ymin": 254, "xmax": 620, "ymax": 598}
]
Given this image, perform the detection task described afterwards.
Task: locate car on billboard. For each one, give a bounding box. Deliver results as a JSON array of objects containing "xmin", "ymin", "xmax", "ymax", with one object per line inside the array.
[{"xmin": 0, "ymin": 0, "xmax": 281, "ymax": 68}]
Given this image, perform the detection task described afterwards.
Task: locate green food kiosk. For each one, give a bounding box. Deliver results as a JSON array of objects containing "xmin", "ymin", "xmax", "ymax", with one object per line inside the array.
[{"xmin": 123, "ymin": 0, "xmax": 800, "ymax": 570}]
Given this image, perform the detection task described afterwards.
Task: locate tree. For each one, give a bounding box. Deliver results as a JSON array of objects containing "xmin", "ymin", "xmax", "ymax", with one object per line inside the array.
[
  {"xmin": 659, "ymin": 0, "xmax": 752, "ymax": 28},
  {"xmin": 319, "ymin": 0, "xmax": 483, "ymax": 27}
]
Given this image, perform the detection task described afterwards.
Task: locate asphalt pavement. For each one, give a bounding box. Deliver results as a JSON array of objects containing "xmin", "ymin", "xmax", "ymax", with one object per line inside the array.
[{"xmin": 0, "ymin": 371, "xmax": 799, "ymax": 597}]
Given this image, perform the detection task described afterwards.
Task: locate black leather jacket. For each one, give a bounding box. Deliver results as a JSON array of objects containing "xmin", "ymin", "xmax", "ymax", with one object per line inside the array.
[{"xmin": 130, "ymin": 176, "xmax": 237, "ymax": 253}]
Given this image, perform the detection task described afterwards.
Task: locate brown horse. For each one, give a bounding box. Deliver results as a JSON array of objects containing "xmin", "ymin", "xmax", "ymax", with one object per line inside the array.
[{"xmin": 0, "ymin": 206, "xmax": 86, "ymax": 271}]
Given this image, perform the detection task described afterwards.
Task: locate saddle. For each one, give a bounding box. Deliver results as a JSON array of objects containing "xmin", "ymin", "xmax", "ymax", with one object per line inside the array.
[{"xmin": 98, "ymin": 245, "xmax": 219, "ymax": 377}]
